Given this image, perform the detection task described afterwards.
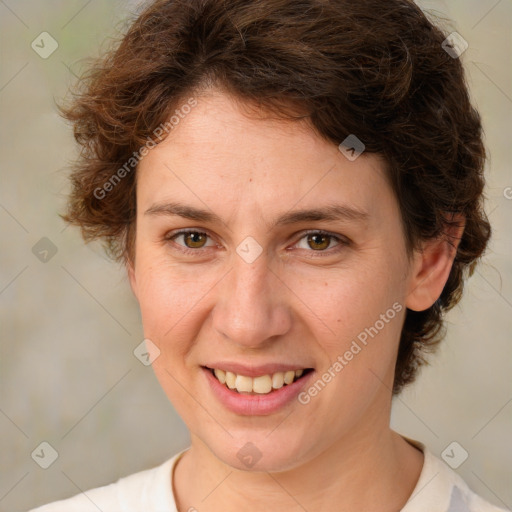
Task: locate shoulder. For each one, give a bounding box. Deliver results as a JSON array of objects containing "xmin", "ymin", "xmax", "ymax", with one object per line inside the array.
[
  {"xmin": 402, "ymin": 440, "xmax": 509, "ymax": 512},
  {"xmin": 27, "ymin": 452, "xmax": 184, "ymax": 512}
]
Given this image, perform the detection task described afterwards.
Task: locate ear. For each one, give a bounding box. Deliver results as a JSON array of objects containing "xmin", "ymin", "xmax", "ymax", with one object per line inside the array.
[
  {"xmin": 126, "ymin": 258, "xmax": 138, "ymax": 299},
  {"xmin": 406, "ymin": 214, "xmax": 465, "ymax": 312}
]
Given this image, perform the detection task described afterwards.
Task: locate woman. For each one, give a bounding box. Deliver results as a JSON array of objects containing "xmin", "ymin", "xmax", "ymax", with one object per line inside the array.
[{"xmin": 30, "ymin": 0, "xmax": 508, "ymax": 510}]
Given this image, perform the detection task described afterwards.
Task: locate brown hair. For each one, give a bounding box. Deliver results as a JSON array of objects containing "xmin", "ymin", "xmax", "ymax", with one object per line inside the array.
[{"xmin": 61, "ymin": 0, "xmax": 491, "ymax": 394}]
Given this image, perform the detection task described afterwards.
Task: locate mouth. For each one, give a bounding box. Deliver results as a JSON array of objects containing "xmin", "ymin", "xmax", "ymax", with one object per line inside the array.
[{"xmin": 203, "ymin": 366, "xmax": 314, "ymax": 395}]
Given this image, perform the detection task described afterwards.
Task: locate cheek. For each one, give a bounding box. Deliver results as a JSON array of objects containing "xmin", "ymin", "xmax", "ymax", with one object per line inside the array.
[
  {"xmin": 133, "ymin": 258, "xmax": 207, "ymax": 412},
  {"xmin": 296, "ymin": 268, "xmax": 405, "ymax": 420},
  {"xmin": 295, "ymin": 257, "xmax": 407, "ymax": 410},
  {"xmin": 133, "ymin": 240, "xmax": 205, "ymax": 324},
  {"xmin": 133, "ymin": 254, "xmax": 223, "ymax": 375},
  {"xmin": 295, "ymin": 257, "xmax": 406, "ymax": 349}
]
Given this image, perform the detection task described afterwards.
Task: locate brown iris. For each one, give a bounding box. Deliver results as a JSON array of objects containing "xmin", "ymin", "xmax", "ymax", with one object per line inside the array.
[
  {"xmin": 307, "ymin": 233, "xmax": 331, "ymax": 251},
  {"xmin": 183, "ymin": 232, "xmax": 208, "ymax": 249}
]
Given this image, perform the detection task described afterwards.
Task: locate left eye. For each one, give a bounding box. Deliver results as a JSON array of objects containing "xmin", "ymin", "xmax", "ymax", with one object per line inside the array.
[
  {"xmin": 295, "ymin": 231, "xmax": 344, "ymax": 252},
  {"xmin": 166, "ymin": 229, "xmax": 347, "ymax": 254}
]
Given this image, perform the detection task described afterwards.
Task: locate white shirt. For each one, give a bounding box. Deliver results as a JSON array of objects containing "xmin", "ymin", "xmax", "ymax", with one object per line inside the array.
[{"xmin": 29, "ymin": 440, "xmax": 509, "ymax": 512}]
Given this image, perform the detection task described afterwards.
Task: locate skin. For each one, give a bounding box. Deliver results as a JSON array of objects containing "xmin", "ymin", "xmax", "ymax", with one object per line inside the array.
[{"xmin": 128, "ymin": 87, "xmax": 464, "ymax": 511}]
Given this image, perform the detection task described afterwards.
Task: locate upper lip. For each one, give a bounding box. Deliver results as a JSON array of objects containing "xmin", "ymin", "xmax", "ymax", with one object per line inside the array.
[{"xmin": 203, "ymin": 362, "xmax": 313, "ymax": 377}]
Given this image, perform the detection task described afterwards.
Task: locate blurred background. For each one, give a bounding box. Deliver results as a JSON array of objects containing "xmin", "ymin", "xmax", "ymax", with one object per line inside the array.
[{"xmin": 0, "ymin": 0, "xmax": 510, "ymax": 510}]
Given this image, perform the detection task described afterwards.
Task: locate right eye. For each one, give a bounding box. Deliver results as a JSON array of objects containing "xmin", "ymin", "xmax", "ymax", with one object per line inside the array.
[{"xmin": 165, "ymin": 229, "xmax": 217, "ymax": 254}]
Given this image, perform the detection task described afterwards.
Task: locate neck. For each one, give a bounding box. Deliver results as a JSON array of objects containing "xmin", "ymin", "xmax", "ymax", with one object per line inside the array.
[{"xmin": 173, "ymin": 422, "xmax": 423, "ymax": 512}]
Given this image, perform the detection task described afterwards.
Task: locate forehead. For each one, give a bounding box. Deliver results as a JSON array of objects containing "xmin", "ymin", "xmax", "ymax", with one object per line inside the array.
[{"xmin": 136, "ymin": 90, "xmax": 396, "ymax": 228}]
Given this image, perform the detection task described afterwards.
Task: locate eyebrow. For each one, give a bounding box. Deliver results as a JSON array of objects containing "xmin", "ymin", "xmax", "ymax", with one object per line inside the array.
[{"xmin": 144, "ymin": 201, "xmax": 369, "ymax": 229}]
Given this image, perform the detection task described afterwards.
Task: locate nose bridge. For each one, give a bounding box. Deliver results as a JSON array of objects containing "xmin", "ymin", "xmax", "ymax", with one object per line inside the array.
[{"xmin": 212, "ymin": 250, "xmax": 291, "ymax": 346}]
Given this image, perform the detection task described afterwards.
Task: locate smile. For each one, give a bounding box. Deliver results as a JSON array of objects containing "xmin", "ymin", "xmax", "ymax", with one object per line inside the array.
[
  {"xmin": 208, "ymin": 367, "xmax": 311, "ymax": 395},
  {"xmin": 202, "ymin": 364, "xmax": 315, "ymax": 415}
]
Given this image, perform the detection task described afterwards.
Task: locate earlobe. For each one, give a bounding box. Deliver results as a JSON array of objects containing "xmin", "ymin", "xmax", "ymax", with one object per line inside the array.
[{"xmin": 406, "ymin": 215, "xmax": 465, "ymax": 312}]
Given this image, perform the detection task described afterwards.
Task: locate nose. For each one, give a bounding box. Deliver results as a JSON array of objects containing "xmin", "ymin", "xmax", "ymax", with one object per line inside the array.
[{"xmin": 211, "ymin": 251, "xmax": 293, "ymax": 349}]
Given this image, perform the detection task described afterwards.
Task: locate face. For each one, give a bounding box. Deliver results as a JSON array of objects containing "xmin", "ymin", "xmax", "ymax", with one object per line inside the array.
[{"xmin": 129, "ymin": 89, "xmax": 416, "ymax": 472}]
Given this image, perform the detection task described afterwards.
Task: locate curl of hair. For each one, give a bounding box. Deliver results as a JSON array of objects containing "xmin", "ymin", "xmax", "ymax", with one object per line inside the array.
[{"xmin": 60, "ymin": 0, "xmax": 491, "ymax": 394}]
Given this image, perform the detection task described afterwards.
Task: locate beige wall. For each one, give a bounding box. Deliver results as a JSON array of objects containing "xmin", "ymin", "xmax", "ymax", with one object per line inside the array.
[{"xmin": 0, "ymin": 1, "xmax": 510, "ymax": 510}]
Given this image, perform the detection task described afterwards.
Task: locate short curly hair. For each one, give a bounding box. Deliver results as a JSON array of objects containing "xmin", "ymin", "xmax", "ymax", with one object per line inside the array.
[{"xmin": 60, "ymin": 0, "xmax": 491, "ymax": 394}]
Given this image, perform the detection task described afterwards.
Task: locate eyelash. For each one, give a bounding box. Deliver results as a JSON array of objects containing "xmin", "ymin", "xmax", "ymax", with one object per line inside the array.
[{"xmin": 165, "ymin": 229, "xmax": 349, "ymax": 258}]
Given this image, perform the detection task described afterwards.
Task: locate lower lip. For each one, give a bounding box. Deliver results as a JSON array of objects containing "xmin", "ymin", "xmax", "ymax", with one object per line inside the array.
[{"xmin": 202, "ymin": 367, "xmax": 314, "ymax": 416}]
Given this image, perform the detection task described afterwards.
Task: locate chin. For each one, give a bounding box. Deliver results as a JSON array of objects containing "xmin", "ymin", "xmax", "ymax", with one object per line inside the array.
[{"xmin": 202, "ymin": 427, "xmax": 313, "ymax": 473}]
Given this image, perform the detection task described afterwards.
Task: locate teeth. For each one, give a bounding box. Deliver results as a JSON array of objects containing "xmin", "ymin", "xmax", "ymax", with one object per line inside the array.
[
  {"xmin": 252, "ymin": 375, "xmax": 272, "ymax": 394},
  {"xmin": 235, "ymin": 375, "xmax": 253, "ymax": 393},
  {"xmin": 225, "ymin": 371, "xmax": 236, "ymax": 389},
  {"xmin": 214, "ymin": 368, "xmax": 226, "ymax": 384},
  {"xmin": 211, "ymin": 368, "xmax": 306, "ymax": 394},
  {"xmin": 284, "ymin": 370, "xmax": 295, "ymax": 385},
  {"xmin": 272, "ymin": 372, "xmax": 284, "ymax": 389}
]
